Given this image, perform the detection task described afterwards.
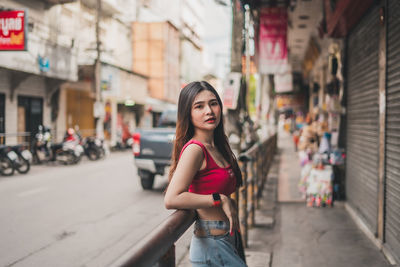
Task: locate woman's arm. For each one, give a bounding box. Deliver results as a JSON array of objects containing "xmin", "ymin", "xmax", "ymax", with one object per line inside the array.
[
  {"xmin": 164, "ymin": 143, "xmax": 240, "ymax": 234},
  {"xmin": 164, "ymin": 144, "xmax": 214, "ymax": 210}
]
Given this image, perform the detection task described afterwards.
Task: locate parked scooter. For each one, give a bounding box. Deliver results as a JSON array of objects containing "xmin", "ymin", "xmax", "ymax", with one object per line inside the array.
[
  {"xmin": 81, "ymin": 136, "xmax": 104, "ymax": 161},
  {"xmin": 31, "ymin": 126, "xmax": 84, "ymax": 165},
  {"xmin": 49, "ymin": 128, "xmax": 84, "ymax": 165},
  {"xmin": 9, "ymin": 144, "xmax": 32, "ymax": 174},
  {"xmin": 0, "ymin": 145, "xmax": 16, "ymax": 176},
  {"xmin": 31, "ymin": 125, "xmax": 52, "ymax": 165},
  {"xmin": 72, "ymin": 126, "xmax": 106, "ymax": 161}
]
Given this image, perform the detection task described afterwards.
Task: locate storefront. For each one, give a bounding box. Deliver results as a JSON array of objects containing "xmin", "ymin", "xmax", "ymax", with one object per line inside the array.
[
  {"xmin": 345, "ymin": 3, "xmax": 380, "ymax": 237},
  {"xmin": 101, "ymin": 63, "xmax": 148, "ymax": 147},
  {"xmin": 384, "ymin": 1, "xmax": 400, "ymax": 262},
  {"xmin": 325, "ymin": 0, "xmax": 400, "ymax": 263},
  {"xmin": 65, "ymin": 86, "xmax": 95, "ymax": 136},
  {"xmin": 0, "ymin": 5, "xmax": 77, "ymax": 145},
  {"xmin": 0, "ymin": 68, "xmax": 67, "ymax": 145}
]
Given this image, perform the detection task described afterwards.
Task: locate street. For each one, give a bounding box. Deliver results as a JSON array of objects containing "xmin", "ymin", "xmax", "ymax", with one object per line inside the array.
[{"xmin": 0, "ymin": 151, "xmax": 185, "ymax": 267}]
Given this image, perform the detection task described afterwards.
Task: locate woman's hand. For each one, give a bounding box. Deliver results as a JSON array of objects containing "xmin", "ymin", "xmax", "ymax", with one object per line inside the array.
[{"xmin": 220, "ymin": 195, "xmax": 240, "ymax": 235}]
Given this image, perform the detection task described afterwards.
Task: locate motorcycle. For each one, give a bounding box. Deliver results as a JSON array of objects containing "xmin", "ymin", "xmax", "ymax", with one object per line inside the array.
[
  {"xmin": 9, "ymin": 144, "xmax": 32, "ymax": 174},
  {"xmin": 54, "ymin": 128, "xmax": 84, "ymax": 165},
  {"xmin": 31, "ymin": 125, "xmax": 52, "ymax": 165},
  {"xmin": 31, "ymin": 126, "xmax": 84, "ymax": 165},
  {"xmin": 0, "ymin": 145, "xmax": 16, "ymax": 176},
  {"xmin": 54, "ymin": 140, "xmax": 84, "ymax": 165},
  {"xmin": 81, "ymin": 136, "xmax": 104, "ymax": 161}
]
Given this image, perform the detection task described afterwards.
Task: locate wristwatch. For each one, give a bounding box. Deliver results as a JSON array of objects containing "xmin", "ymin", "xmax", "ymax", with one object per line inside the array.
[{"xmin": 212, "ymin": 193, "xmax": 221, "ymax": 206}]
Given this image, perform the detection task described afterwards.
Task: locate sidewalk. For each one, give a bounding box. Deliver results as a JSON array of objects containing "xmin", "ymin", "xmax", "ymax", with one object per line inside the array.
[
  {"xmin": 177, "ymin": 130, "xmax": 392, "ymax": 267},
  {"xmin": 271, "ymin": 130, "xmax": 391, "ymax": 267}
]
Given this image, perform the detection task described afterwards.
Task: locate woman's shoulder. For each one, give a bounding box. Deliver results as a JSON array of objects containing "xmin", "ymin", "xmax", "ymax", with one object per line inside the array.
[{"xmin": 180, "ymin": 140, "xmax": 207, "ymax": 159}]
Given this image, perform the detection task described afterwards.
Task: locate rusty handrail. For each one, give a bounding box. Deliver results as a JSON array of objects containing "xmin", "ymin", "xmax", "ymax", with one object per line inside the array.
[
  {"xmin": 110, "ymin": 209, "xmax": 196, "ymax": 267},
  {"xmin": 238, "ymin": 134, "xmax": 277, "ymax": 247}
]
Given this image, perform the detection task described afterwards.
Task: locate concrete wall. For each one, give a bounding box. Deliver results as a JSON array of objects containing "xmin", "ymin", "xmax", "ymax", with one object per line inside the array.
[{"xmin": 0, "ymin": 0, "xmax": 78, "ymax": 81}]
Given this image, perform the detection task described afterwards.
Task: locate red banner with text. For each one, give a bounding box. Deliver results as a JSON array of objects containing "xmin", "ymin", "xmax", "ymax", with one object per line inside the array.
[
  {"xmin": 0, "ymin": 10, "xmax": 27, "ymax": 51},
  {"xmin": 258, "ymin": 7, "xmax": 288, "ymax": 74}
]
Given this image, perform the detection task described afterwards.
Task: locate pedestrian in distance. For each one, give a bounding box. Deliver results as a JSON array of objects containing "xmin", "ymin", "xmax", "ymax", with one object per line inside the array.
[{"xmin": 164, "ymin": 81, "xmax": 247, "ymax": 266}]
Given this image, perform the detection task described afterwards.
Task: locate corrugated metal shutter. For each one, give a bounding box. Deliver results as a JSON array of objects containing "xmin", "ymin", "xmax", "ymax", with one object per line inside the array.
[
  {"xmin": 385, "ymin": 0, "xmax": 400, "ymax": 261},
  {"xmin": 346, "ymin": 5, "xmax": 380, "ymax": 234}
]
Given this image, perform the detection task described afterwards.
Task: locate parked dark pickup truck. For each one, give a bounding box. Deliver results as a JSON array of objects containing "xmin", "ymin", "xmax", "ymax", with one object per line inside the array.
[{"xmin": 132, "ymin": 109, "xmax": 176, "ymax": 190}]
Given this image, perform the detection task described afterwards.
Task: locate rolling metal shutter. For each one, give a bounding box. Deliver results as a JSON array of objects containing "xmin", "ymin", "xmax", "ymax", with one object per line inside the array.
[
  {"xmin": 346, "ymin": 5, "xmax": 380, "ymax": 234},
  {"xmin": 385, "ymin": 0, "xmax": 400, "ymax": 261}
]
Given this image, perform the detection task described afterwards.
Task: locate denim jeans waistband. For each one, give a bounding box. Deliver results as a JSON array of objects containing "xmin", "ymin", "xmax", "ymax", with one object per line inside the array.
[{"xmin": 194, "ymin": 220, "xmax": 229, "ymax": 236}]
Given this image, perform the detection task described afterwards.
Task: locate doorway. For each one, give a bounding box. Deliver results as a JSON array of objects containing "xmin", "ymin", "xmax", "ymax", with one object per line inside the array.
[
  {"xmin": 18, "ymin": 96, "xmax": 43, "ymax": 144},
  {"xmin": 0, "ymin": 93, "xmax": 5, "ymax": 144}
]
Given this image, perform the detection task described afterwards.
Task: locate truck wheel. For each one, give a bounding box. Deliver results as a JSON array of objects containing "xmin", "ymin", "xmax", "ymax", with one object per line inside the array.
[{"xmin": 140, "ymin": 171, "xmax": 155, "ymax": 190}]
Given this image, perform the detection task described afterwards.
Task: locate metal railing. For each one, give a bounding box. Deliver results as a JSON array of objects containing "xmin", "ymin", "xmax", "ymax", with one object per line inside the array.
[
  {"xmin": 112, "ymin": 133, "xmax": 277, "ymax": 266},
  {"xmin": 237, "ymin": 134, "xmax": 277, "ymax": 247},
  {"xmin": 0, "ymin": 132, "xmax": 31, "ymax": 147},
  {"xmin": 110, "ymin": 210, "xmax": 196, "ymax": 267}
]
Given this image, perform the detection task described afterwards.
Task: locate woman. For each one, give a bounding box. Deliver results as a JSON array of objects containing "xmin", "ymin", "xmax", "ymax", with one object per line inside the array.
[{"xmin": 164, "ymin": 81, "xmax": 246, "ymax": 266}]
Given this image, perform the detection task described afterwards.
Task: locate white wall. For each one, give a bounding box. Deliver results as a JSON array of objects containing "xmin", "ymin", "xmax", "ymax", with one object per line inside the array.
[
  {"xmin": 0, "ymin": 0, "xmax": 78, "ymax": 81},
  {"xmin": 62, "ymin": 2, "xmax": 133, "ymax": 70},
  {"xmin": 0, "ymin": 69, "xmax": 51, "ymax": 144},
  {"xmin": 201, "ymin": 0, "xmax": 232, "ymax": 79},
  {"xmin": 135, "ymin": 0, "xmax": 181, "ymax": 27},
  {"xmin": 180, "ymin": 39, "xmax": 202, "ymax": 83}
]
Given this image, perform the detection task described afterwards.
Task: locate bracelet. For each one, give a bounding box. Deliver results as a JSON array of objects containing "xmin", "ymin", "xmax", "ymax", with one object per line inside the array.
[{"xmin": 212, "ymin": 193, "xmax": 221, "ymax": 207}]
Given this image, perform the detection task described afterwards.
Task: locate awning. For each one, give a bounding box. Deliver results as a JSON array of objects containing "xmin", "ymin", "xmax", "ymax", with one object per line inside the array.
[{"xmin": 145, "ymin": 97, "xmax": 177, "ymax": 113}]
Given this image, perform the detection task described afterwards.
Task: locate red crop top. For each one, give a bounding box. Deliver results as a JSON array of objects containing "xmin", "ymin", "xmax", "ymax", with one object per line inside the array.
[{"xmin": 179, "ymin": 140, "xmax": 236, "ymax": 196}]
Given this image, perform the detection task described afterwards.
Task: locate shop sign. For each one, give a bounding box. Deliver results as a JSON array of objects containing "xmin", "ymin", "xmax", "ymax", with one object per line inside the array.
[
  {"xmin": 258, "ymin": 7, "xmax": 289, "ymax": 74},
  {"xmin": 223, "ymin": 72, "xmax": 241, "ymax": 110},
  {"xmin": 101, "ymin": 64, "xmax": 120, "ymax": 96},
  {"xmin": 275, "ymin": 95, "xmax": 304, "ymax": 111},
  {"xmin": 38, "ymin": 55, "xmax": 50, "ymax": 72},
  {"xmin": 0, "ymin": 10, "xmax": 27, "ymax": 51},
  {"xmin": 274, "ymin": 72, "xmax": 293, "ymax": 93}
]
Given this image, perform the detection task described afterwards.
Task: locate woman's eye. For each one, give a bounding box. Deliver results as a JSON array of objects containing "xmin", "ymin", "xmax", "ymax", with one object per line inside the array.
[{"xmin": 211, "ymin": 102, "xmax": 218, "ymax": 106}]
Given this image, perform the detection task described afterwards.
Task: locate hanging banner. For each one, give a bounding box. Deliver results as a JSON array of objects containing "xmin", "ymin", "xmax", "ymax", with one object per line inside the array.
[
  {"xmin": 223, "ymin": 72, "xmax": 242, "ymax": 110},
  {"xmin": 0, "ymin": 10, "xmax": 27, "ymax": 51},
  {"xmin": 258, "ymin": 7, "xmax": 288, "ymax": 74},
  {"xmin": 274, "ymin": 72, "xmax": 293, "ymax": 93}
]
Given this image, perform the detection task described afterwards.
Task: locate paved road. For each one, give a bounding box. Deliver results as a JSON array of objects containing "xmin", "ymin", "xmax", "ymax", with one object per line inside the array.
[{"xmin": 0, "ymin": 151, "xmax": 186, "ymax": 267}]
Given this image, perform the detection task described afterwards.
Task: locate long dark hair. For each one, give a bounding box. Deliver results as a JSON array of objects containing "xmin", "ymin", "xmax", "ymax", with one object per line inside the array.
[{"xmin": 168, "ymin": 81, "xmax": 242, "ymax": 187}]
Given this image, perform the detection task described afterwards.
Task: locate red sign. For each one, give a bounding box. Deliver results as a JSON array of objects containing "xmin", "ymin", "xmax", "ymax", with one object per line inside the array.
[
  {"xmin": 0, "ymin": 10, "xmax": 27, "ymax": 51},
  {"xmin": 258, "ymin": 7, "xmax": 288, "ymax": 74}
]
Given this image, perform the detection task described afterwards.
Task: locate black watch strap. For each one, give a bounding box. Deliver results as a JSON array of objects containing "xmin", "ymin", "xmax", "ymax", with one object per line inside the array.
[{"xmin": 212, "ymin": 193, "xmax": 221, "ymax": 206}]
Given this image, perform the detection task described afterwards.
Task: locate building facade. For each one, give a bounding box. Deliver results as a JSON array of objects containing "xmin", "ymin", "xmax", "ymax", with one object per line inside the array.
[{"xmin": 0, "ymin": 0, "xmax": 78, "ymax": 144}]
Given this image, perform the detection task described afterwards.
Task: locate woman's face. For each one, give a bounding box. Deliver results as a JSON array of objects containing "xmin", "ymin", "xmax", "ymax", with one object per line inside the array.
[{"xmin": 190, "ymin": 90, "xmax": 221, "ymax": 132}]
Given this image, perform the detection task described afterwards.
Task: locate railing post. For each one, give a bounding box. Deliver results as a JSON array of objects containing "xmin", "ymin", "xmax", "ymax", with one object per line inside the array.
[
  {"xmin": 158, "ymin": 244, "xmax": 175, "ymax": 267},
  {"xmin": 248, "ymin": 157, "xmax": 255, "ymax": 227},
  {"xmin": 239, "ymin": 156, "xmax": 249, "ymax": 248},
  {"xmin": 232, "ymin": 189, "xmax": 239, "ymax": 211}
]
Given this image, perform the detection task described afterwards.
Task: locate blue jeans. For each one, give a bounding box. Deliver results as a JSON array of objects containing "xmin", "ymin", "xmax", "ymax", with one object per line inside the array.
[{"xmin": 189, "ymin": 220, "xmax": 247, "ymax": 267}]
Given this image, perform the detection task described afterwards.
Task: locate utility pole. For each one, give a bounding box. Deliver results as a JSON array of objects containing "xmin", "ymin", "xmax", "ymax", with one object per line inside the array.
[
  {"xmin": 230, "ymin": 0, "xmax": 243, "ymax": 73},
  {"xmin": 94, "ymin": 0, "xmax": 104, "ymax": 139},
  {"xmin": 244, "ymin": 4, "xmax": 250, "ymax": 111}
]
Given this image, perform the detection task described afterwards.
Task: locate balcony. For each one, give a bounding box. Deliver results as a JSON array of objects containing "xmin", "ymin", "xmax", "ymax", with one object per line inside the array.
[
  {"xmin": 80, "ymin": 0, "xmax": 122, "ymax": 17},
  {"xmin": 41, "ymin": 0, "xmax": 78, "ymax": 5}
]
